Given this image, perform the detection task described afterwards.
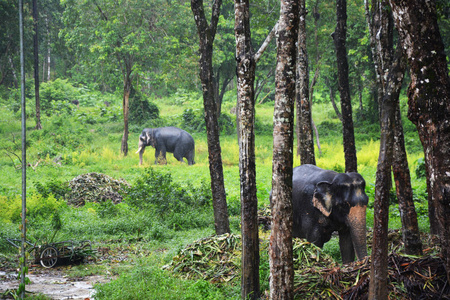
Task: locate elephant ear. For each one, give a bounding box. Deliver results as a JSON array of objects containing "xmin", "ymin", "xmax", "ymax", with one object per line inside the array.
[
  {"xmin": 312, "ymin": 181, "xmax": 333, "ymax": 217},
  {"xmin": 146, "ymin": 130, "xmax": 155, "ymax": 147}
]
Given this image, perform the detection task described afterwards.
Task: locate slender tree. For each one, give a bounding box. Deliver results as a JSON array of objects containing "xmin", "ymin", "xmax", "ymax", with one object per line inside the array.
[
  {"xmin": 269, "ymin": 0, "xmax": 298, "ymax": 298},
  {"xmin": 369, "ymin": 46, "xmax": 404, "ymax": 300},
  {"xmin": 365, "ymin": 0, "xmax": 422, "ymax": 256},
  {"xmin": 389, "ymin": 0, "xmax": 450, "ymax": 282},
  {"xmin": 296, "ymin": 0, "xmax": 315, "ymax": 165},
  {"xmin": 191, "ymin": 0, "xmax": 230, "ymax": 235},
  {"xmin": 333, "ymin": 0, "xmax": 357, "ymax": 172},
  {"xmin": 33, "ymin": 0, "xmax": 42, "ymax": 130},
  {"xmin": 234, "ymin": 1, "xmax": 259, "ymax": 297}
]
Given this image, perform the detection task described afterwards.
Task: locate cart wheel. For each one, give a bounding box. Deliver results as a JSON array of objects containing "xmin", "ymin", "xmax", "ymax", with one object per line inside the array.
[{"xmin": 40, "ymin": 246, "xmax": 59, "ymax": 268}]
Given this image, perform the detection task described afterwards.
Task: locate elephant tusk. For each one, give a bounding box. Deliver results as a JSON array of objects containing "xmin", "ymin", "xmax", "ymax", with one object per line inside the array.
[{"xmin": 136, "ymin": 147, "xmax": 142, "ymax": 154}]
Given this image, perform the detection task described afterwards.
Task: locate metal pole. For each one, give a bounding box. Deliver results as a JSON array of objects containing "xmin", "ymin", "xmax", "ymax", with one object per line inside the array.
[{"xmin": 19, "ymin": 0, "xmax": 27, "ymax": 298}]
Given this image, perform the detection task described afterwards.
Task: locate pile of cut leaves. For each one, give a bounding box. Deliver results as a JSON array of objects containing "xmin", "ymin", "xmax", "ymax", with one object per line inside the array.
[
  {"xmin": 165, "ymin": 233, "xmax": 449, "ymax": 299},
  {"xmin": 66, "ymin": 172, "xmax": 130, "ymax": 206},
  {"xmin": 163, "ymin": 233, "xmax": 241, "ymax": 283}
]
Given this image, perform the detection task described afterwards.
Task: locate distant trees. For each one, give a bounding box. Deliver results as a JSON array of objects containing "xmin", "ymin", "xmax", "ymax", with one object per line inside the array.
[{"xmin": 61, "ymin": 0, "xmax": 157, "ymax": 156}]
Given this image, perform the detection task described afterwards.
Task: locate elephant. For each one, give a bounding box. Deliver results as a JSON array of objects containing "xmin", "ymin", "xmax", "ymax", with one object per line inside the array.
[
  {"xmin": 136, "ymin": 127, "xmax": 195, "ymax": 165},
  {"xmin": 291, "ymin": 164, "xmax": 368, "ymax": 263}
]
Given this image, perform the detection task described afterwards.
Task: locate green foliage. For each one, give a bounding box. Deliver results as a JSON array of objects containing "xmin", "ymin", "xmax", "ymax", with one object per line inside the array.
[
  {"xmin": 34, "ymin": 179, "xmax": 70, "ymax": 200},
  {"xmin": 39, "ymin": 79, "xmax": 82, "ymax": 115},
  {"xmin": 0, "ymin": 194, "xmax": 64, "ymax": 225},
  {"xmin": 93, "ymin": 264, "xmax": 237, "ymax": 300},
  {"xmin": 125, "ymin": 168, "xmax": 212, "ymax": 231},
  {"xmin": 415, "ymin": 157, "xmax": 427, "ymax": 179},
  {"xmin": 182, "ymin": 108, "xmax": 205, "ymax": 133},
  {"xmin": 129, "ymin": 90, "xmax": 160, "ymax": 125}
]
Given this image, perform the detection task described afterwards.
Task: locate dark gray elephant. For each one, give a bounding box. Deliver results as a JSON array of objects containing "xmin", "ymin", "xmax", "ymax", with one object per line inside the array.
[
  {"xmin": 136, "ymin": 127, "xmax": 195, "ymax": 165},
  {"xmin": 291, "ymin": 164, "xmax": 368, "ymax": 263}
]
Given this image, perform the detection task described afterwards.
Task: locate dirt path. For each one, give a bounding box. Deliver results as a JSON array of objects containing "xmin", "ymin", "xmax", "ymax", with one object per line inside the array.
[{"xmin": 0, "ymin": 268, "xmax": 110, "ymax": 300}]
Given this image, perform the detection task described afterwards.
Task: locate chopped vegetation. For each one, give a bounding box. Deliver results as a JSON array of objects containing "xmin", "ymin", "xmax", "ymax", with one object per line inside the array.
[{"xmin": 67, "ymin": 173, "xmax": 130, "ymax": 206}]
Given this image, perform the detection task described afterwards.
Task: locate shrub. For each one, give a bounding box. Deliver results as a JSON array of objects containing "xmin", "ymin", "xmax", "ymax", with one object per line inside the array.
[
  {"xmin": 40, "ymin": 79, "xmax": 81, "ymax": 115},
  {"xmin": 182, "ymin": 108, "xmax": 205, "ymax": 133},
  {"xmin": 34, "ymin": 179, "xmax": 70, "ymax": 200},
  {"xmin": 124, "ymin": 168, "xmax": 212, "ymax": 230},
  {"xmin": 129, "ymin": 93, "xmax": 160, "ymax": 125},
  {"xmin": 415, "ymin": 157, "xmax": 426, "ymax": 179}
]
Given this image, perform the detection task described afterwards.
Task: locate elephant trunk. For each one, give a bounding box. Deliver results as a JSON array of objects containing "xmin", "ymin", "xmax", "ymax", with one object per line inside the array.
[
  {"xmin": 136, "ymin": 144, "xmax": 145, "ymax": 165},
  {"xmin": 346, "ymin": 205, "xmax": 368, "ymax": 261}
]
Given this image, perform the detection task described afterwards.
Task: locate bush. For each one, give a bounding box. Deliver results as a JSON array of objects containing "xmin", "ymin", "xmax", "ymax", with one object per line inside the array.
[
  {"xmin": 129, "ymin": 92, "xmax": 160, "ymax": 125},
  {"xmin": 40, "ymin": 79, "xmax": 81, "ymax": 115},
  {"xmin": 182, "ymin": 108, "xmax": 205, "ymax": 133},
  {"xmin": 415, "ymin": 157, "xmax": 426, "ymax": 179},
  {"xmin": 124, "ymin": 168, "xmax": 212, "ymax": 230}
]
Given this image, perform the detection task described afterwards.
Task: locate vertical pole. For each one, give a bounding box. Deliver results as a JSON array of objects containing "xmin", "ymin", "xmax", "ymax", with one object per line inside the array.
[{"xmin": 19, "ymin": 0, "xmax": 27, "ymax": 298}]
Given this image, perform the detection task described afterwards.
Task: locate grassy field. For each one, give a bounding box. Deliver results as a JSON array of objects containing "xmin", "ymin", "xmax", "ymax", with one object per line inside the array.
[{"xmin": 0, "ymin": 85, "xmax": 429, "ymax": 299}]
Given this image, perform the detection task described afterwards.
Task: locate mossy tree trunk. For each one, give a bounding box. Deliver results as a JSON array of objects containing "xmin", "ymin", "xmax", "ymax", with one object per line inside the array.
[
  {"xmin": 389, "ymin": 0, "xmax": 450, "ymax": 282},
  {"xmin": 269, "ymin": 0, "xmax": 298, "ymax": 298}
]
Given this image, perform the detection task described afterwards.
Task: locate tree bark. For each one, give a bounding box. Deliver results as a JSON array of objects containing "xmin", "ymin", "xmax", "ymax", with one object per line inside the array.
[
  {"xmin": 33, "ymin": 0, "xmax": 42, "ymax": 130},
  {"xmin": 121, "ymin": 68, "xmax": 131, "ymax": 156},
  {"xmin": 296, "ymin": 0, "xmax": 315, "ymax": 165},
  {"xmin": 191, "ymin": 0, "xmax": 230, "ymax": 236},
  {"xmin": 234, "ymin": 1, "xmax": 260, "ymax": 298},
  {"xmin": 393, "ymin": 103, "xmax": 422, "ymax": 256},
  {"xmin": 269, "ymin": 0, "xmax": 298, "ymax": 298},
  {"xmin": 389, "ymin": 0, "xmax": 450, "ymax": 282},
  {"xmin": 333, "ymin": 0, "xmax": 357, "ymax": 173},
  {"xmin": 365, "ymin": 0, "xmax": 422, "ymax": 257},
  {"xmin": 369, "ymin": 45, "xmax": 405, "ymax": 300}
]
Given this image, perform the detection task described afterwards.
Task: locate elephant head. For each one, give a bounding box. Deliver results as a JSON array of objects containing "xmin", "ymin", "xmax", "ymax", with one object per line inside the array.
[
  {"xmin": 312, "ymin": 172, "xmax": 368, "ymax": 262},
  {"xmin": 136, "ymin": 129, "xmax": 155, "ymax": 165}
]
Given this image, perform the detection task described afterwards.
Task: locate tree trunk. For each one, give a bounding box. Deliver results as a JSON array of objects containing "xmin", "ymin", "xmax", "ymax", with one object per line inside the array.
[
  {"xmin": 365, "ymin": 0, "xmax": 422, "ymax": 257},
  {"xmin": 234, "ymin": 1, "xmax": 260, "ymax": 298},
  {"xmin": 333, "ymin": 0, "xmax": 357, "ymax": 173},
  {"xmin": 369, "ymin": 45, "xmax": 405, "ymax": 300},
  {"xmin": 389, "ymin": 0, "xmax": 450, "ymax": 282},
  {"xmin": 191, "ymin": 0, "xmax": 230, "ymax": 236},
  {"xmin": 296, "ymin": 0, "xmax": 315, "ymax": 165},
  {"xmin": 269, "ymin": 0, "xmax": 298, "ymax": 298},
  {"xmin": 46, "ymin": 15, "xmax": 51, "ymax": 81},
  {"xmin": 393, "ymin": 103, "xmax": 423, "ymax": 256},
  {"xmin": 121, "ymin": 69, "xmax": 131, "ymax": 156},
  {"xmin": 33, "ymin": 0, "xmax": 42, "ymax": 130}
]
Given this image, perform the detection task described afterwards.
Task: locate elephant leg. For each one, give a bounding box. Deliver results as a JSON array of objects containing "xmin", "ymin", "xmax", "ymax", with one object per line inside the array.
[
  {"xmin": 173, "ymin": 148, "xmax": 185, "ymax": 163},
  {"xmin": 338, "ymin": 228, "xmax": 355, "ymax": 263},
  {"xmin": 154, "ymin": 149, "xmax": 163, "ymax": 164}
]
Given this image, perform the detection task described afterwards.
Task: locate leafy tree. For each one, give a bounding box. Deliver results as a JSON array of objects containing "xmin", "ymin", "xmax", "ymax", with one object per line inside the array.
[{"xmin": 61, "ymin": 0, "xmax": 156, "ymax": 155}]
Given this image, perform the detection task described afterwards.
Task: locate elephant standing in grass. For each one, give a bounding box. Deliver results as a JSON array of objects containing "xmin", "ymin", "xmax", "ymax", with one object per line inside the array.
[
  {"xmin": 291, "ymin": 164, "xmax": 369, "ymax": 263},
  {"xmin": 136, "ymin": 127, "xmax": 195, "ymax": 165}
]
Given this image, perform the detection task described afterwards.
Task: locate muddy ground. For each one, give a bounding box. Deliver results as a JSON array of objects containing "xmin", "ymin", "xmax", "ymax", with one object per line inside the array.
[{"xmin": 0, "ymin": 266, "xmax": 110, "ymax": 300}]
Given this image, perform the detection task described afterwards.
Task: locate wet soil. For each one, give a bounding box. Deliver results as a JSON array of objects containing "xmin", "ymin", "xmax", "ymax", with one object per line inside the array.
[{"xmin": 0, "ymin": 265, "xmax": 110, "ymax": 300}]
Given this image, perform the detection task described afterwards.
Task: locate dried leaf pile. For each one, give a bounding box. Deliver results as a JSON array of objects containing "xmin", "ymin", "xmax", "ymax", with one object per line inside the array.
[
  {"xmin": 163, "ymin": 233, "xmax": 241, "ymax": 283},
  {"xmin": 164, "ymin": 231, "xmax": 449, "ymax": 299},
  {"xmin": 67, "ymin": 172, "xmax": 130, "ymax": 206}
]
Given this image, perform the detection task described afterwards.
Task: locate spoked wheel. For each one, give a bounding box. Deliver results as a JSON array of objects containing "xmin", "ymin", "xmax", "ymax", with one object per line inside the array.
[{"xmin": 40, "ymin": 246, "xmax": 59, "ymax": 268}]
